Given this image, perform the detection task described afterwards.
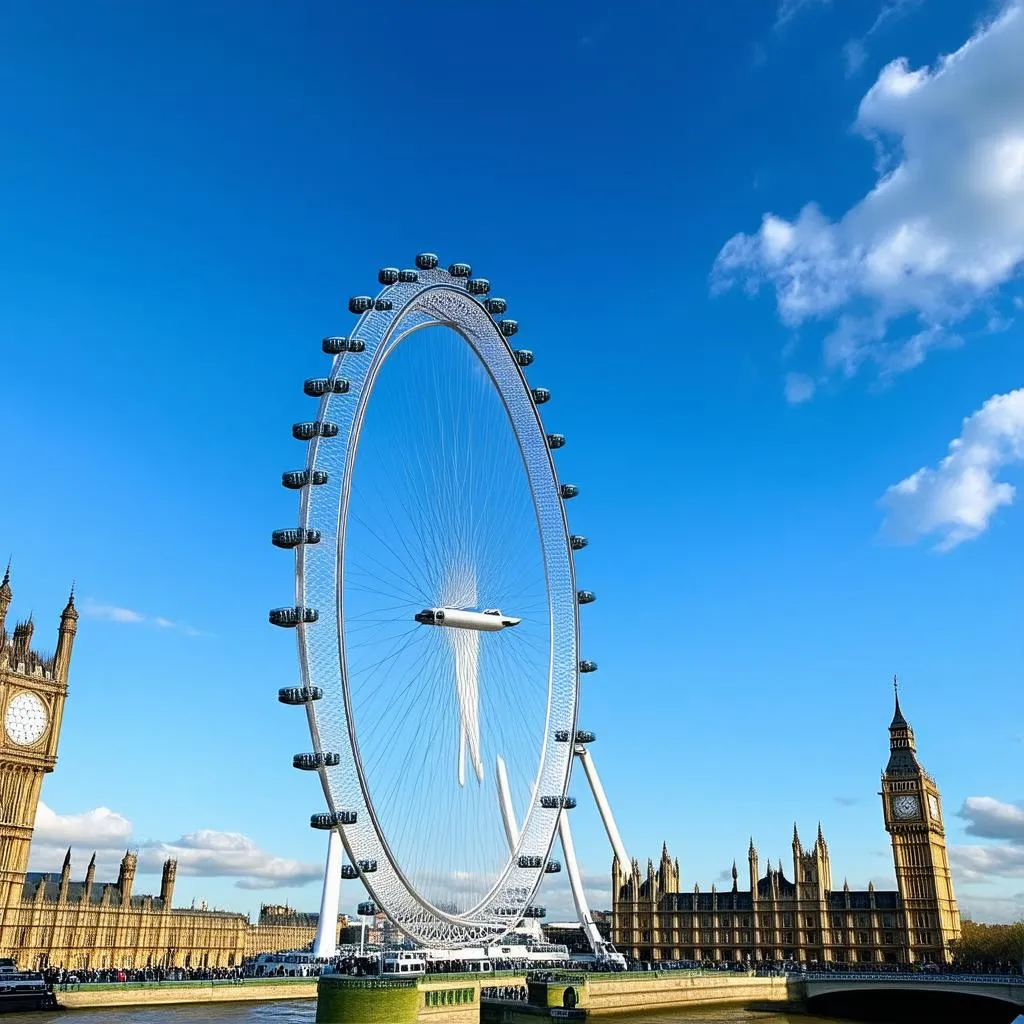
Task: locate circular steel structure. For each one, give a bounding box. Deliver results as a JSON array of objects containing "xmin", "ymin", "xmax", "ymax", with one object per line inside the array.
[{"xmin": 274, "ymin": 257, "xmax": 585, "ymax": 947}]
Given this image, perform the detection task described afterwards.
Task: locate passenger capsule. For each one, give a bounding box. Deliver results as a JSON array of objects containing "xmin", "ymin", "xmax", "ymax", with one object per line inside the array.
[
  {"xmin": 577, "ymin": 590, "xmax": 596, "ymax": 605},
  {"xmin": 322, "ymin": 337, "xmax": 365, "ymax": 355},
  {"xmin": 293, "ymin": 752, "xmax": 341, "ymax": 771},
  {"xmin": 545, "ymin": 861, "xmax": 562, "ymax": 874},
  {"xmin": 272, "ymin": 528, "xmax": 322, "ymax": 549},
  {"xmin": 277, "ymin": 685, "xmax": 323, "ymax": 705},
  {"xmin": 357, "ymin": 901, "xmax": 378, "ymax": 916},
  {"xmin": 292, "ymin": 421, "xmax": 339, "ymax": 441},
  {"xmin": 398, "ymin": 269, "xmax": 419, "ymax": 283},
  {"xmin": 358, "ymin": 859, "xmax": 378, "ymax": 873},
  {"xmin": 304, "ymin": 378, "xmax": 350, "ymax": 397},
  {"xmin": 514, "ymin": 350, "xmax": 534, "ymax": 367},
  {"xmin": 378, "ymin": 267, "xmax": 400, "ymax": 285},
  {"xmin": 540, "ymin": 795, "xmax": 576, "ymax": 809},
  {"xmin": 531, "ymin": 388, "xmax": 551, "ymax": 405},
  {"xmin": 498, "ymin": 319, "xmax": 519, "ymax": 337},
  {"xmin": 523, "ymin": 906, "xmax": 546, "ymax": 918},
  {"xmin": 374, "ymin": 298, "xmax": 393, "ymax": 311},
  {"xmin": 484, "ymin": 298, "xmax": 507, "ymax": 315},
  {"xmin": 575, "ymin": 730, "xmax": 596, "ymax": 744},
  {"xmin": 282, "ymin": 470, "xmax": 328, "ymax": 489},
  {"xmin": 269, "ymin": 606, "xmax": 319, "ymax": 627},
  {"xmin": 448, "ymin": 262, "xmax": 472, "ymax": 278},
  {"xmin": 547, "ymin": 434, "xmax": 565, "ymax": 450},
  {"xmin": 349, "ymin": 296, "xmax": 374, "ymax": 314},
  {"xmin": 570, "ymin": 535, "xmax": 588, "ymax": 551},
  {"xmin": 579, "ymin": 659, "xmax": 598, "ymax": 673},
  {"xmin": 415, "ymin": 253, "xmax": 439, "ymax": 270},
  {"xmin": 560, "ymin": 484, "xmax": 579, "ymax": 499},
  {"xmin": 310, "ymin": 810, "xmax": 357, "ymax": 829},
  {"xmin": 517, "ymin": 855, "xmax": 543, "ymax": 869},
  {"xmin": 467, "ymin": 278, "xmax": 490, "ymax": 295},
  {"xmin": 341, "ymin": 865, "xmax": 358, "ymax": 880}
]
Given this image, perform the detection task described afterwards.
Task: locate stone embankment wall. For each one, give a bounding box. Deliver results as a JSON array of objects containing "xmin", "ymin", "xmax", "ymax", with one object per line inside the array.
[
  {"xmin": 584, "ymin": 972, "xmax": 793, "ymax": 1014},
  {"xmin": 58, "ymin": 977, "xmax": 317, "ymax": 1009}
]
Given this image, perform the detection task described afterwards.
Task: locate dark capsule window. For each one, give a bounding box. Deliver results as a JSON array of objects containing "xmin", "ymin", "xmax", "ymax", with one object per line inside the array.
[
  {"xmin": 398, "ymin": 269, "xmax": 418, "ymax": 283},
  {"xmin": 415, "ymin": 253, "xmax": 439, "ymax": 270},
  {"xmin": 378, "ymin": 267, "xmax": 400, "ymax": 285}
]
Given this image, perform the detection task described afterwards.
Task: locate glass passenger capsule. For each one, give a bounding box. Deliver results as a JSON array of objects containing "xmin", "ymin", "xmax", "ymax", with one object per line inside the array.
[
  {"xmin": 577, "ymin": 590, "xmax": 596, "ymax": 605},
  {"xmin": 570, "ymin": 535, "xmax": 588, "ymax": 550},
  {"xmin": 575, "ymin": 730, "xmax": 596, "ymax": 744},
  {"xmin": 484, "ymin": 297, "xmax": 507, "ymax": 315},
  {"xmin": 518, "ymin": 855, "xmax": 543, "ymax": 869},
  {"xmin": 322, "ymin": 337, "xmax": 365, "ymax": 354},
  {"xmin": 292, "ymin": 421, "xmax": 339, "ymax": 440},
  {"xmin": 293, "ymin": 752, "xmax": 341, "ymax": 770},
  {"xmin": 398, "ymin": 269, "xmax": 418, "ymax": 283},
  {"xmin": 282, "ymin": 470, "xmax": 328, "ymax": 489},
  {"xmin": 277, "ymin": 686, "xmax": 323, "ymax": 705},
  {"xmin": 359, "ymin": 859, "xmax": 378, "ymax": 873},
  {"xmin": 304, "ymin": 378, "xmax": 350, "ymax": 397},
  {"xmin": 378, "ymin": 267, "xmax": 400, "ymax": 285},
  {"xmin": 545, "ymin": 861, "xmax": 562, "ymax": 874},
  {"xmin": 523, "ymin": 906, "xmax": 546, "ymax": 918},
  {"xmin": 357, "ymin": 901, "xmax": 377, "ymax": 916},
  {"xmin": 415, "ymin": 253, "xmax": 439, "ymax": 270},
  {"xmin": 272, "ymin": 528, "xmax": 321, "ymax": 549},
  {"xmin": 269, "ymin": 606, "xmax": 319, "ymax": 627},
  {"xmin": 578, "ymin": 659, "xmax": 598, "ymax": 673},
  {"xmin": 531, "ymin": 388, "xmax": 551, "ymax": 404},
  {"xmin": 341, "ymin": 865, "xmax": 358, "ymax": 880},
  {"xmin": 498, "ymin": 319, "xmax": 519, "ymax": 337},
  {"xmin": 374, "ymin": 298, "xmax": 393, "ymax": 311},
  {"xmin": 467, "ymin": 278, "xmax": 490, "ymax": 295},
  {"xmin": 540, "ymin": 795, "xmax": 576, "ymax": 809},
  {"xmin": 349, "ymin": 296, "xmax": 374, "ymax": 314},
  {"xmin": 560, "ymin": 484, "xmax": 579, "ymax": 499},
  {"xmin": 310, "ymin": 810, "xmax": 357, "ymax": 829},
  {"xmin": 514, "ymin": 350, "xmax": 534, "ymax": 367},
  {"xmin": 448, "ymin": 262, "xmax": 472, "ymax": 278},
  {"xmin": 547, "ymin": 434, "xmax": 565, "ymax": 450}
]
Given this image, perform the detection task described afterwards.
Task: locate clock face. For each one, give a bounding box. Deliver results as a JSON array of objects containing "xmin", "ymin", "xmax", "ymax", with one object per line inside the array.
[
  {"xmin": 893, "ymin": 795, "xmax": 920, "ymax": 820},
  {"xmin": 4, "ymin": 692, "xmax": 48, "ymax": 747},
  {"xmin": 928, "ymin": 794, "xmax": 940, "ymax": 819}
]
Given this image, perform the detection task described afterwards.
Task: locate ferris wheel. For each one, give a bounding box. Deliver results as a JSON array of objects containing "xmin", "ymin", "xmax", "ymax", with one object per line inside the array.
[{"xmin": 271, "ymin": 255, "xmax": 596, "ymax": 948}]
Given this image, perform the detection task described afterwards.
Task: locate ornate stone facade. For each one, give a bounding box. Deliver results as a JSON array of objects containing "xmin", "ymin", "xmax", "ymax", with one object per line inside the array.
[
  {"xmin": 612, "ymin": 687, "xmax": 960, "ymax": 965},
  {"xmin": 0, "ymin": 571, "xmax": 344, "ymax": 969}
]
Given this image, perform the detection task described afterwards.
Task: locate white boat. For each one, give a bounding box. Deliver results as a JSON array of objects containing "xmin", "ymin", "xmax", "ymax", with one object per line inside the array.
[{"xmin": 381, "ymin": 950, "xmax": 426, "ymax": 976}]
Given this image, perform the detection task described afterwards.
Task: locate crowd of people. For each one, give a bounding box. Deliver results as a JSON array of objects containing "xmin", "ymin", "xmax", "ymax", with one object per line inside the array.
[
  {"xmin": 481, "ymin": 983, "xmax": 529, "ymax": 1000},
  {"xmin": 47, "ymin": 965, "xmax": 245, "ymax": 988}
]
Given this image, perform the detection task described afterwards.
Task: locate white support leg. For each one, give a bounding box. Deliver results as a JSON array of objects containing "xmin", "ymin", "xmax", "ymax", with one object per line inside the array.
[
  {"xmin": 313, "ymin": 829, "xmax": 343, "ymax": 957},
  {"xmin": 496, "ymin": 755, "xmax": 520, "ymax": 849},
  {"xmin": 558, "ymin": 811, "xmax": 611, "ymax": 956},
  {"xmin": 577, "ymin": 744, "xmax": 630, "ymax": 869}
]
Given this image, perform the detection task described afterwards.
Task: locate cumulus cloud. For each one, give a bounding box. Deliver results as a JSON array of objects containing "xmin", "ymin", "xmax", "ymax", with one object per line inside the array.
[
  {"xmin": 30, "ymin": 803, "xmax": 319, "ymax": 890},
  {"xmin": 949, "ymin": 796, "xmax": 1024, "ymax": 906},
  {"xmin": 81, "ymin": 598, "xmax": 210, "ymax": 637},
  {"xmin": 958, "ymin": 796, "xmax": 1024, "ymax": 842},
  {"xmin": 879, "ymin": 388, "xmax": 1024, "ymax": 549},
  {"xmin": 713, "ymin": 3, "xmax": 1024, "ymax": 388}
]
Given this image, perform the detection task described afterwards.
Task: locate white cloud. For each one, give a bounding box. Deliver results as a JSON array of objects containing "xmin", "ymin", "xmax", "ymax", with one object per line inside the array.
[
  {"xmin": 713, "ymin": 3, "xmax": 1024, "ymax": 387},
  {"xmin": 958, "ymin": 796, "xmax": 1024, "ymax": 841},
  {"xmin": 81, "ymin": 597, "xmax": 209, "ymax": 637},
  {"xmin": 949, "ymin": 796, "xmax": 1024, "ymax": 916},
  {"xmin": 879, "ymin": 388, "xmax": 1024, "ymax": 549},
  {"xmin": 774, "ymin": 0, "xmax": 831, "ymax": 31},
  {"xmin": 30, "ymin": 803, "xmax": 319, "ymax": 890},
  {"xmin": 784, "ymin": 372, "xmax": 816, "ymax": 404}
]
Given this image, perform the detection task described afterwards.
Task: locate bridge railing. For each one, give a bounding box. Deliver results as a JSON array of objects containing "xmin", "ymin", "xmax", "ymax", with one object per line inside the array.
[{"xmin": 802, "ymin": 972, "xmax": 1024, "ymax": 986}]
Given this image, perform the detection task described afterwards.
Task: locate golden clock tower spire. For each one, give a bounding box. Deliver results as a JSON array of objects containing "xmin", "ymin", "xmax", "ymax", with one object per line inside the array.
[{"xmin": 880, "ymin": 677, "xmax": 960, "ymax": 964}]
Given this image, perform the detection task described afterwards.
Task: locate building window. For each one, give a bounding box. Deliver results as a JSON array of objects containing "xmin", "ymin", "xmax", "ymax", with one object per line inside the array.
[
  {"xmin": 807, "ymin": 931, "xmax": 818, "ymax": 944},
  {"xmin": 701, "ymin": 931, "xmax": 712, "ymax": 945},
  {"xmin": 830, "ymin": 913, "xmax": 843, "ymax": 928},
  {"xmin": 857, "ymin": 932, "xmax": 869, "ymax": 945},
  {"xmin": 782, "ymin": 914, "xmax": 793, "ymax": 928},
  {"xmin": 781, "ymin": 932, "xmax": 794, "ymax": 944},
  {"xmin": 701, "ymin": 915, "xmax": 712, "ymax": 928},
  {"xmin": 740, "ymin": 931, "xmax": 752, "ymax": 944},
  {"xmin": 803, "ymin": 870, "xmax": 813, "ymax": 882},
  {"xmin": 883, "ymin": 932, "xmax": 895, "ymax": 945},
  {"xmin": 882, "ymin": 914, "xmax": 894, "ymax": 929},
  {"xmin": 742, "ymin": 916, "xmax": 752, "ymax": 928},
  {"xmin": 804, "ymin": 914, "xmax": 817, "ymax": 927},
  {"xmin": 855, "ymin": 914, "xmax": 869, "ymax": 928}
]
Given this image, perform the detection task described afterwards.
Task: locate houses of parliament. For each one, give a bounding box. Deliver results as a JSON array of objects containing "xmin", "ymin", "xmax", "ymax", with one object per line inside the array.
[
  {"xmin": 0, "ymin": 571, "xmax": 343, "ymax": 970},
  {"xmin": 611, "ymin": 686, "xmax": 961, "ymax": 965}
]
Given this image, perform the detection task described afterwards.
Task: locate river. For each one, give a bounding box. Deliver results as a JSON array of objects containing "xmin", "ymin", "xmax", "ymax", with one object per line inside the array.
[{"xmin": 1, "ymin": 1001, "xmax": 841, "ymax": 1023}]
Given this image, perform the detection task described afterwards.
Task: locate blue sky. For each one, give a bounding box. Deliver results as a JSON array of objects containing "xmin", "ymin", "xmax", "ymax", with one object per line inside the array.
[{"xmin": 2, "ymin": 0, "xmax": 1023, "ymax": 923}]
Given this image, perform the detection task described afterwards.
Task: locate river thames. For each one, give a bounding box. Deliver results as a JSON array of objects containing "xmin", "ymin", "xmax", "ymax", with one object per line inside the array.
[{"xmin": 1, "ymin": 1002, "xmax": 841, "ymax": 1023}]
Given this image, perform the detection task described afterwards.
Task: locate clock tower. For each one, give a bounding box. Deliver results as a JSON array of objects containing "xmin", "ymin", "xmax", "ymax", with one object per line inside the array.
[
  {"xmin": 880, "ymin": 678, "xmax": 960, "ymax": 964},
  {"xmin": 0, "ymin": 572, "xmax": 76, "ymax": 921}
]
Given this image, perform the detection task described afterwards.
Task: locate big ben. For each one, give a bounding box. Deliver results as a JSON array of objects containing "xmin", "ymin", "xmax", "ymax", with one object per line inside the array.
[
  {"xmin": 0, "ymin": 567, "xmax": 76, "ymax": 920},
  {"xmin": 881, "ymin": 678, "xmax": 960, "ymax": 963}
]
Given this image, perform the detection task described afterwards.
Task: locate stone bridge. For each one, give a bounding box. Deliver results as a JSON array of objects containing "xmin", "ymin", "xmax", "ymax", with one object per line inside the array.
[{"xmin": 801, "ymin": 972, "xmax": 1024, "ymax": 1023}]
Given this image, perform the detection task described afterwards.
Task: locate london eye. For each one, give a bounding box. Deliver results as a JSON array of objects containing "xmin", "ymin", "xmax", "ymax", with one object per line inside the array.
[{"xmin": 271, "ymin": 255, "xmax": 594, "ymax": 948}]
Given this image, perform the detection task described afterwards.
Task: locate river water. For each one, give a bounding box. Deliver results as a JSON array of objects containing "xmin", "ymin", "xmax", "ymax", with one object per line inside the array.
[{"xmin": 2, "ymin": 1001, "xmax": 839, "ymax": 1023}]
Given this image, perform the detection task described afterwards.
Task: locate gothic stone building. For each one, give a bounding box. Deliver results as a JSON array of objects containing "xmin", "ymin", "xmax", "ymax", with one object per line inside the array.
[
  {"xmin": 611, "ymin": 689, "xmax": 961, "ymax": 965},
  {"xmin": 0, "ymin": 570, "xmax": 344, "ymax": 969}
]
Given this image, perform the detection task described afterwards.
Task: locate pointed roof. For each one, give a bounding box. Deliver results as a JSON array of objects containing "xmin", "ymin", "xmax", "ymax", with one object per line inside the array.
[
  {"xmin": 817, "ymin": 821, "xmax": 826, "ymax": 846},
  {"xmin": 792, "ymin": 822, "xmax": 800, "ymax": 846},
  {"xmin": 748, "ymin": 836, "xmax": 756, "ymax": 855},
  {"xmin": 890, "ymin": 675, "xmax": 908, "ymax": 729},
  {"xmin": 0, "ymin": 559, "xmax": 11, "ymax": 599},
  {"xmin": 61, "ymin": 584, "xmax": 78, "ymax": 622},
  {"xmin": 62, "ymin": 848, "xmax": 72, "ymax": 869}
]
